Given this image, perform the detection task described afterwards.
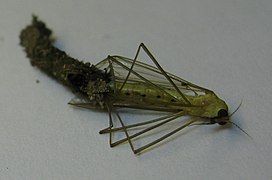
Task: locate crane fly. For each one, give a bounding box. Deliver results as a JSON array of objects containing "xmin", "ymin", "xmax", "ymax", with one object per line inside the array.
[{"xmin": 20, "ymin": 16, "xmax": 247, "ymax": 154}]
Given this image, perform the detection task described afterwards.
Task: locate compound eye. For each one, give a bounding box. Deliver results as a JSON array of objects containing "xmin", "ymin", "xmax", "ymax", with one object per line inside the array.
[
  {"xmin": 217, "ymin": 109, "xmax": 228, "ymax": 125},
  {"xmin": 217, "ymin": 109, "xmax": 228, "ymax": 118}
]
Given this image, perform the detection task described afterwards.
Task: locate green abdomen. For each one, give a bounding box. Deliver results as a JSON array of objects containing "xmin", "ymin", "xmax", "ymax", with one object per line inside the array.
[{"xmin": 112, "ymin": 82, "xmax": 188, "ymax": 111}]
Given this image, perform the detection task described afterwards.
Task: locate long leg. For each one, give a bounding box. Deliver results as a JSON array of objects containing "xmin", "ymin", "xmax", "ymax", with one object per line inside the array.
[
  {"xmin": 107, "ymin": 56, "xmax": 186, "ymax": 105},
  {"xmin": 115, "ymin": 112, "xmax": 137, "ymax": 152},
  {"xmin": 118, "ymin": 44, "xmax": 142, "ymax": 92},
  {"xmin": 105, "ymin": 103, "xmax": 115, "ymax": 147},
  {"xmin": 100, "ymin": 111, "xmax": 184, "ymax": 147},
  {"xmin": 99, "ymin": 111, "xmax": 184, "ymax": 134},
  {"xmin": 138, "ymin": 43, "xmax": 190, "ymax": 104},
  {"xmin": 118, "ymin": 43, "xmax": 190, "ymax": 104},
  {"xmin": 114, "ymin": 113, "xmax": 199, "ymax": 154},
  {"xmin": 110, "ymin": 112, "xmax": 183, "ymax": 148},
  {"xmin": 133, "ymin": 117, "xmax": 199, "ymax": 154},
  {"xmin": 105, "ymin": 111, "xmax": 192, "ymax": 154}
]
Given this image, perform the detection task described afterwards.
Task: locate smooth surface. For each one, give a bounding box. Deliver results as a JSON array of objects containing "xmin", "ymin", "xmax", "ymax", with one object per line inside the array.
[{"xmin": 1, "ymin": 0, "xmax": 272, "ymax": 180}]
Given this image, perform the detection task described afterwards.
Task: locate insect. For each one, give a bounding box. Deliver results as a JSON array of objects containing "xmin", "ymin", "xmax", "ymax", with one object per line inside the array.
[{"xmin": 20, "ymin": 16, "xmax": 247, "ymax": 154}]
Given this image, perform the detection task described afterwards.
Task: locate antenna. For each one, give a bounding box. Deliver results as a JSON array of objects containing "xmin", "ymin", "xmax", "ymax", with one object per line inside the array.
[
  {"xmin": 230, "ymin": 121, "xmax": 252, "ymax": 139},
  {"xmin": 229, "ymin": 100, "xmax": 252, "ymax": 139}
]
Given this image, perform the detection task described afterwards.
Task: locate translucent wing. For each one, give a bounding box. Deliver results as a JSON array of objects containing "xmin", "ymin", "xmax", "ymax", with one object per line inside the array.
[{"xmin": 96, "ymin": 56, "xmax": 211, "ymax": 101}]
